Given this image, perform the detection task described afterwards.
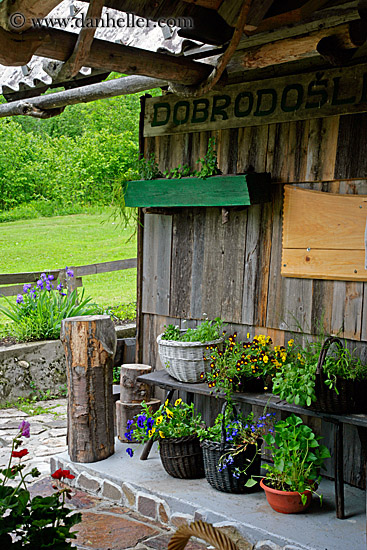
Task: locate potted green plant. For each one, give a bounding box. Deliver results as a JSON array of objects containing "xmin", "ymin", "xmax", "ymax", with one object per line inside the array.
[
  {"xmin": 272, "ymin": 336, "xmax": 367, "ymax": 413},
  {"xmin": 198, "ymin": 402, "xmax": 274, "ymax": 494},
  {"xmin": 255, "ymin": 414, "xmax": 330, "ymax": 514},
  {"xmin": 201, "ymin": 332, "xmax": 295, "ymax": 400},
  {"xmin": 125, "ymin": 398, "xmax": 205, "ymax": 479},
  {"xmin": 157, "ymin": 317, "xmax": 224, "ymax": 383}
]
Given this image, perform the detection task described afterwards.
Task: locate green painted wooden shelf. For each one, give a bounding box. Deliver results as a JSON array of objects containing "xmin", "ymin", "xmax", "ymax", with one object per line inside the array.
[{"xmin": 124, "ymin": 173, "xmax": 272, "ymax": 207}]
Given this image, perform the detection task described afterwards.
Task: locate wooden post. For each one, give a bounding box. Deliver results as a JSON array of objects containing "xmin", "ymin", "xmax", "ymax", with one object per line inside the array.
[
  {"xmin": 60, "ymin": 314, "xmax": 116, "ymax": 463},
  {"xmin": 120, "ymin": 364, "xmax": 152, "ymax": 403}
]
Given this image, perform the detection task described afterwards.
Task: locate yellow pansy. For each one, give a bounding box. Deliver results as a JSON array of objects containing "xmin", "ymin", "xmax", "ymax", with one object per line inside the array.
[
  {"xmin": 175, "ymin": 398, "xmax": 182, "ymax": 406},
  {"xmin": 165, "ymin": 407, "xmax": 173, "ymax": 418},
  {"xmin": 165, "ymin": 399, "xmax": 169, "ymax": 406},
  {"xmin": 159, "ymin": 431, "xmax": 165, "ymax": 438},
  {"xmin": 156, "ymin": 416, "xmax": 163, "ymax": 425},
  {"xmin": 247, "ymin": 332, "xmax": 250, "ymax": 339},
  {"xmin": 148, "ymin": 427, "xmax": 156, "ymax": 437},
  {"xmin": 288, "ymin": 339, "xmax": 294, "ymax": 346}
]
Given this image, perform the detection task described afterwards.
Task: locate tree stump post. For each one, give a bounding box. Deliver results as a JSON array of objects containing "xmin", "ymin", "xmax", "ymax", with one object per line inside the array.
[
  {"xmin": 116, "ymin": 363, "xmax": 160, "ymax": 442},
  {"xmin": 61, "ymin": 315, "xmax": 116, "ymax": 463}
]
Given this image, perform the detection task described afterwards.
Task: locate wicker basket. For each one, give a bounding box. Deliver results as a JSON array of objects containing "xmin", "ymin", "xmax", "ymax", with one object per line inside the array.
[
  {"xmin": 159, "ymin": 435, "xmax": 205, "ymax": 479},
  {"xmin": 201, "ymin": 403, "xmax": 261, "ymax": 493},
  {"xmin": 157, "ymin": 333, "xmax": 223, "ymax": 383},
  {"xmin": 311, "ymin": 337, "xmax": 357, "ymax": 414}
]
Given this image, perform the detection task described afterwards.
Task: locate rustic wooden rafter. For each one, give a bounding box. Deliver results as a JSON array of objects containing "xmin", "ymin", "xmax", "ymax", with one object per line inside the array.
[
  {"xmin": 1, "ymin": 0, "xmax": 61, "ymax": 31},
  {"xmin": 244, "ymin": 0, "xmax": 274, "ymax": 31},
  {"xmin": 0, "ymin": 26, "xmax": 212, "ymax": 85},
  {"xmin": 58, "ymin": 0, "xmax": 105, "ymax": 80}
]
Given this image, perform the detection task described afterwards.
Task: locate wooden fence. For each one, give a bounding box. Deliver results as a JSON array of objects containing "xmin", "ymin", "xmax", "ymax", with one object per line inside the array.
[{"xmin": 0, "ymin": 259, "xmax": 137, "ymax": 297}]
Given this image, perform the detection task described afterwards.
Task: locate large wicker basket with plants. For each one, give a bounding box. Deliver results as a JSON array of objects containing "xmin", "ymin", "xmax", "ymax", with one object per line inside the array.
[
  {"xmin": 157, "ymin": 319, "xmax": 224, "ymax": 383},
  {"xmin": 126, "ymin": 398, "xmax": 204, "ymax": 479}
]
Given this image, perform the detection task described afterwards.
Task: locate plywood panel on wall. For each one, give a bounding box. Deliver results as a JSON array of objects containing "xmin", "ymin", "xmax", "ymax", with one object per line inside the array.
[{"xmin": 282, "ymin": 185, "xmax": 367, "ymax": 281}]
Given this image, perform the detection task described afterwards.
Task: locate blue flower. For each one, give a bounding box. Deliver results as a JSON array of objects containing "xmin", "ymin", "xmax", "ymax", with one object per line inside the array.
[
  {"xmin": 48, "ymin": 275, "xmax": 54, "ymax": 281},
  {"xmin": 233, "ymin": 468, "xmax": 241, "ymax": 479},
  {"xmin": 146, "ymin": 417, "xmax": 154, "ymax": 430},
  {"xmin": 126, "ymin": 447, "xmax": 134, "ymax": 457},
  {"xmin": 23, "ymin": 283, "xmax": 32, "ymax": 293},
  {"xmin": 57, "ymin": 282, "xmax": 63, "ymax": 291},
  {"xmin": 125, "ymin": 430, "xmax": 133, "ymax": 442},
  {"xmin": 40, "ymin": 273, "xmax": 47, "ymax": 281},
  {"xmin": 66, "ymin": 267, "xmax": 74, "ymax": 278},
  {"xmin": 36, "ymin": 280, "xmax": 44, "ymax": 290},
  {"xmin": 45, "ymin": 281, "xmax": 53, "ymax": 292},
  {"xmin": 127, "ymin": 419, "xmax": 134, "ymax": 428},
  {"xmin": 137, "ymin": 415, "xmax": 146, "ymax": 428},
  {"xmin": 16, "ymin": 294, "xmax": 24, "ymax": 304}
]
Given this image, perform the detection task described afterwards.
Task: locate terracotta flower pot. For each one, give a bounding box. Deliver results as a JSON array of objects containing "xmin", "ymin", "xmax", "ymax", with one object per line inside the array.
[{"xmin": 260, "ymin": 478, "xmax": 312, "ymax": 514}]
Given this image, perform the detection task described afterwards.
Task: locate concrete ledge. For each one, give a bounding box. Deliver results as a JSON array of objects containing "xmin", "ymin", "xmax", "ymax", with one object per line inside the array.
[{"xmin": 53, "ymin": 440, "xmax": 366, "ymax": 550}]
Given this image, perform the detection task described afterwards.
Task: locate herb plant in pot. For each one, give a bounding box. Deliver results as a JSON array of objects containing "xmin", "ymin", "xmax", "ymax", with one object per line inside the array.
[
  {"xmin": 272, "ymin": 336, "xmax": 367, "ymax": 414},
  {"xmin": 198, "ymin": 402, "xmax": 274, "ymax": 493},
  {"xmin": 257, "ymin": 414, "xmax": 331, "ymax": 514},
  {"xmin": 157, "ymin": 318, "xmax": 224, "ymax": 383},
  {"xmin": 126, "ymin": 398, "xmax": 205, "ymax": 479}
]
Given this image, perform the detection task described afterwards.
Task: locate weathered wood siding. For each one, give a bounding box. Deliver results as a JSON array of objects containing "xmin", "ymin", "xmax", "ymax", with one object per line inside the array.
[{"xmin": 140, "ymin": 112, "xmax": 367, "ymax": 487}]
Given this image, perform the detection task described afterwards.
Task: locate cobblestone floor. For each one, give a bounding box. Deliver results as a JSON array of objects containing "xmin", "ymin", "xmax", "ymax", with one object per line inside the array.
[{"xmin": 0, "ymin": 399, "xmax": 207, "ymax": 550}]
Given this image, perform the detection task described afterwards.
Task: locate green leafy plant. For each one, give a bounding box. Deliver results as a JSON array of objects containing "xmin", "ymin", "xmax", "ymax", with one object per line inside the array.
[
  {"xmin": 161, "ymin": 318, "xmax": 224, "ymax": 344},
  {"xmin": 195, "ymin": 137, "xmax": 220, "ymax": 179},
  {"xmin": 125, "ymin": 398, "xmax": 203, "ymax": 455},
  {"xmin": 272, "ymin": 338, "xmax": 367, "ymax": 406},
  {"xmin": 257, "ymin": 414, "xmax": 330, "ymax": 505},
  {"xmin": 137, "ymin": 154, "xmax": 162, "ymax": 180},
  {"xmin": 0, "ymin": 270, "xmax": 98, "ymax": 342},
  {"xmin": 163, "ymin": 164, "xmax": 192, "ymax": 179},
  {"xmin": 0, "ymin": 420, "xmax": 81, "ymax": 547}
]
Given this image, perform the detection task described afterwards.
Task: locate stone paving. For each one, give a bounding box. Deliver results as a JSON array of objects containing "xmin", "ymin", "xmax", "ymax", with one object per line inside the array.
[{"xmin": 0, "ymin": 399, "xmax": 211, "ymax": 550}]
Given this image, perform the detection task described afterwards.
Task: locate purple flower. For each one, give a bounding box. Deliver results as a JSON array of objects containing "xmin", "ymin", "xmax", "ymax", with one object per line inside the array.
[
  {"xmin": 137, "ymin": 415, "xmax": 146, "ymax": 429},
  {"xmin": 18, "ymin": 420, "xmax": 30, "ymax": 438},
  {"xmin": 48, "ymin": 275, "xmax": 54, "ymax": 281},
  {"xmin": 40, "ymin": 273, "xmax": 47, "ymax": 281},
  {"xmin": 57, "ymin": 283, "xmax": 63, "ymax": 291},
  {"xmin": 23, "ymin": 283, "xmax": 32, "ymax": 293},
  {"xmin": 60, "ymin": 292, "xmax": 66, "ymax": 297},
  {"xmin": 65, "ymin": 266, "xmax": 74, "ymax": 278},
  {"xmin": 16, "ymin": 294, "xmax": 24, "ymax": 304},
  {"xmin": 126, "ymin": 447, "xmax": 134, "ymax": 457},
  {"xmin": 45, "ymin": 281, "xmax": 53, "ymax": 292},
  {"xmin": 36, "ymin": 280, "xmax": 44, "ymax": 290}
]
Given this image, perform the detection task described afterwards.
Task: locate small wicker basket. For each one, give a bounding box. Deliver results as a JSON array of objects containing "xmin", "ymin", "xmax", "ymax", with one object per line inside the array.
[
  {"xmin": 159, "ymin": 435, "xmax": 205, "ymax": 479},
  {"xmin": 201, "ymin": 403, "xmax": 261, "ymax": 493},
  {"xmin": 157, "ymin": 333, "xmax": 223, "ymax": 383}
]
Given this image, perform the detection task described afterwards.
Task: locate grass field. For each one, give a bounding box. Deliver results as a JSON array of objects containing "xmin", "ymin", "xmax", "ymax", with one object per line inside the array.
[{"xmin": 0, "ymin": 208, "xmax": 137, "ymax": 317}]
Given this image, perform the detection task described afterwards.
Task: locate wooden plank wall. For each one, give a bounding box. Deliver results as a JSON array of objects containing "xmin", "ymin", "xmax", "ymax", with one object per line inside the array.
[{"xmin": 140, "ymin": 112, "xmax": 367, "ymax": 487}]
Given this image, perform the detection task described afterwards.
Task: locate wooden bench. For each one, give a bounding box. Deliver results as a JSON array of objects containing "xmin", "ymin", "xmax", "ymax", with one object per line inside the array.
[{"xmin": 138, "ymin": 369, "xmax": 367, "ymax": 520}]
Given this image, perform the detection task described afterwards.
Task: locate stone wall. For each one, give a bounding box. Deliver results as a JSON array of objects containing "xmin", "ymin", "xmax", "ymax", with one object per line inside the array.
[{"xmin": 0, "ymin": 324, "xmax": 136, "ymax": 405}]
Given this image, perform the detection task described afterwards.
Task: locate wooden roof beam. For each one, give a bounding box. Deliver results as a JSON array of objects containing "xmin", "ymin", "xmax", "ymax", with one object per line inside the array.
[
  {"xmin": 0, "ymin": 26, "xmax": 213, "ymax": 85},
  {"xmin": 245, "ymin": 0, "xmax": 331, "ymax": 35},
  {"xmin": 244, "ymin": 0, "xmax": 275, "ymax": 32},
  {"xmin": 1, "ymin": 0, "xmax": 61, "ymax": 31},
  {"xmin": 236, "ymin": 22, "xmax": 358, "ymax": 70},
  {"xmin": 57, "ymin": 0, "xmax": 104, "ymax": 80}
]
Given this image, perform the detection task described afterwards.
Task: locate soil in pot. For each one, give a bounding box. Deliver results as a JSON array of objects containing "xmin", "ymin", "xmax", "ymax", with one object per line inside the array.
[
  {"xmin": 159, "ymin": 435, "xmax": 205, "ymax": 479},
  {"xmin": 260, "ymin": 478, "xmax": 312, "ymax": 514}
]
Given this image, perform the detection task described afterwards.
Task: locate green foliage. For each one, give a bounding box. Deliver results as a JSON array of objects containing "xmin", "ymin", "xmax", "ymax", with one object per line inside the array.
[
  {"xmin": 137, "ymin": 154, "xmax": 162, "ymax": 180},
  {"xmin": 0, "ymin": 273, "xmax": 99, "ymax": 342},
  {"xmin": 108, "ymin": 301, "xmax": 136, "ymax": 322},
  {"xmin": 161, "ymin": 318, "xmax": 224, "ymax": 343},
  {"xmin": 195, "ymin": 137, "xmax": 220, "ymax": 179},
  {"xmin": 0, "ymin": 423, "xmax": 81, "ymax": 547},
  {"xmin": 272, "ymin": 338, "xmax": 367, "ymax": 406},
  {"xmin": 127, "ymin": 399, "xmax": 203, "ymax": 446},
  {"xmin": 163, "ymin": 164, "xmax": 191, "ymax": 179},
  {"xmin": 261, "ymin": 414, "xmax": 330, "ymax": 504}
]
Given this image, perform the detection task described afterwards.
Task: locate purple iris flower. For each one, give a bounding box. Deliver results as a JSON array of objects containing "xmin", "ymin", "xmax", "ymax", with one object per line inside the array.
[
  {"xmin": 40, "ymin": 273, "xmax": 47, "ymax": 281},
  {"xmin": 57, "ymin": 283, "xmax": 63, "ymax": 291},
  {"xmin": 48, "ymin": 275, "xmax": 54, "ymax": 281},
  {"xmin": 65, "ymin": 266, "xmax": 74, "ymax": 278},
  {"xmin": 23, "ymin": 283, "xmax": 32, "ymax": 293},
  {"xmin": 18, "ymin": 420, "xmax": 30, "ymax": 438},
  {"xmin": 36, "ymin": 280, "xmax": 44, "ymax": 290},
  {"xmin": 126, "ymin": 447, "xmax": 134, "ymax": 457},
  {"xmin": 45, "ymin": 281, "xmax": 53, "ymax": 292},
  {"xmin": 16, "ymin": 294, "xmax": 24, "ymax": 304}
]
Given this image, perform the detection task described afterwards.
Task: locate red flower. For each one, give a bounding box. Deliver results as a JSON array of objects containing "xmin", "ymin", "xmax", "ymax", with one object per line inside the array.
[
  {"xmin": 12, "ymin": 449, "xmax": 28, "ymax": 458},
  {"xmin": 51, "ymin": 468, "xmax": 75, "ymax": 480}
]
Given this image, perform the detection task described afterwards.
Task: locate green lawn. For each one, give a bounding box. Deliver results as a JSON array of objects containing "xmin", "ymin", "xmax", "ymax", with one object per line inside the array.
[{"xmin": 0, "ymin": 208, "xmax": 137, "ymax": 313}]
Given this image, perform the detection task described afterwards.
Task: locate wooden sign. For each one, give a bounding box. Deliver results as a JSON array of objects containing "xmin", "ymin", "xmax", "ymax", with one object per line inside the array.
[
  {"xmin": 282, "ymin": 186, "xmax": 367, "ymax": 282},
  {"xmin": 144, "ymin": 64, "xmax": 367, "ymax": 136}
]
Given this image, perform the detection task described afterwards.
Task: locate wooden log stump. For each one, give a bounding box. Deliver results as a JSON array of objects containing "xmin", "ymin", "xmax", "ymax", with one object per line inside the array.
[
  {"xmin": 116, "ymin": 399, "xmax": 161, "ymax": 442},
  {"xmin": 60, "ymin": 315, "xmax": 116, "ymax": 463},
  {"xmin": 120, "ymin": 364, "xmax": 152, "ymax": 403}
]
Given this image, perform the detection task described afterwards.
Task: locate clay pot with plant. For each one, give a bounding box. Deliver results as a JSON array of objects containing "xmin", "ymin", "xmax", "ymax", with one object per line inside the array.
[{"xmin": 253, "ymin": 414, "xmax": 331, "ymax": 514}]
